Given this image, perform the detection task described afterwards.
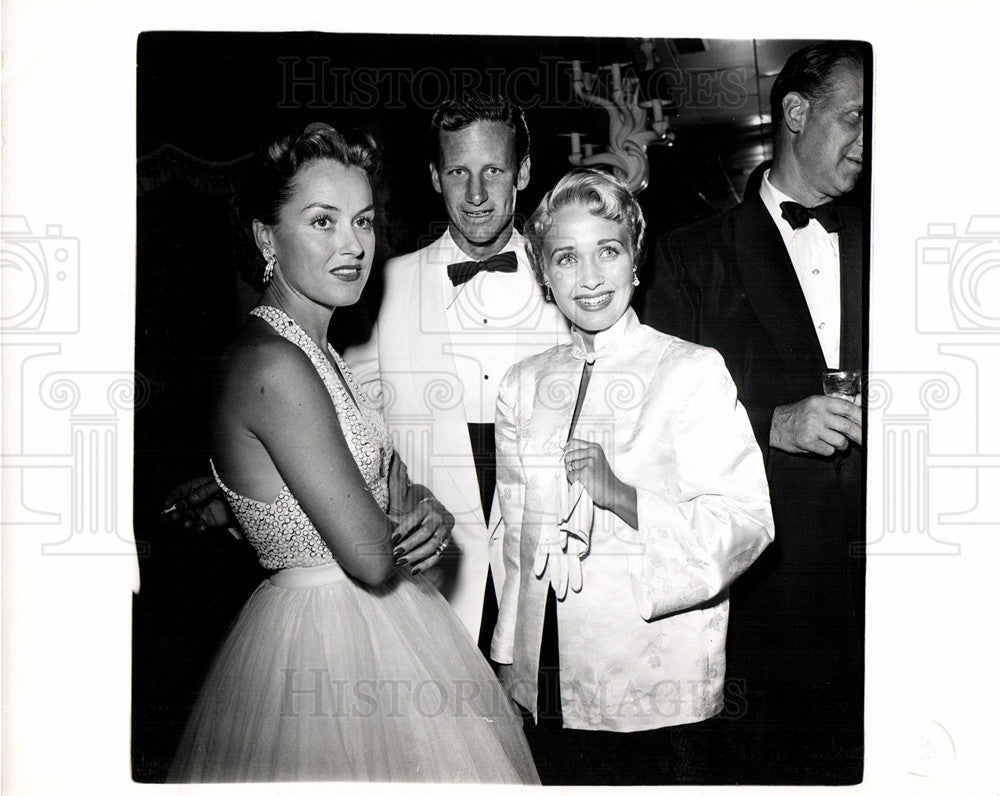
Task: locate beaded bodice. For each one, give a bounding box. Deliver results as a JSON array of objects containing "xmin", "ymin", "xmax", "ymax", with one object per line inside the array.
[{"xmin": 212, "ymin": 306, "xmax": 393, "ymax": 571}]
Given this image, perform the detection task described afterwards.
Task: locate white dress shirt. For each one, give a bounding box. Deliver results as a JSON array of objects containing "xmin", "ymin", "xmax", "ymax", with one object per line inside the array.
[
  {"xmin": 440, "ymin": 229, "xmax": 553, "ymax": 423},
  {"xmin": 760, "ymin": 170, "xmax": 842, "ymax": 369}
]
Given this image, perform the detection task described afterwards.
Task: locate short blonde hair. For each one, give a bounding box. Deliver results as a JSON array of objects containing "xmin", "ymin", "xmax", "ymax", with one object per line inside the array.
[{"xmin": 523, "ymin": 168, "xmax": 646, "ymax": 284}]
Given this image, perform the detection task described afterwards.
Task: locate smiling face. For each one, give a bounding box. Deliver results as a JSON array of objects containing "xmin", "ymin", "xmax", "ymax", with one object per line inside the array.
[
  {"xmin": 541, "ymin": 204, "xmax": 635, "ymax": 345},
  {"xmin": 785, "ymin": 62, "xmax": 865, "ymax": 203},
  {"xmin": 429, "ymin": 120, "xmax": 530, "ymax": 259},
  {"xmin": 259, "ymin": 159, "xmax": 375, "ymax": 309}
]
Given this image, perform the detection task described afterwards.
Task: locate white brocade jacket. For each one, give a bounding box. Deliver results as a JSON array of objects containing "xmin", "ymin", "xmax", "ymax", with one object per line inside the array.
[{"xmin": 490, "ymin": 308, "xmax": 774, "ymax": 732}]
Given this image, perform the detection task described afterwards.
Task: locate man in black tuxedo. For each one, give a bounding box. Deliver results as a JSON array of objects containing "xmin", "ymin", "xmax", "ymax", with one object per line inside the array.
[{"xmin": 641, "ymin": 41, "xmax": 868, "ymax": 783}]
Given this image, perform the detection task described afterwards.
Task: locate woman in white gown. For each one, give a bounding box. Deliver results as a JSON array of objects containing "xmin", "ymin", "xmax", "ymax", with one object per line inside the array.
[
  {"xmin": 490, "ymin": 169, "xmax": 774, "ymax": 782},
  {"xmin": 168, "ymin": 123, "xmax": 538, "ymax": 784}
]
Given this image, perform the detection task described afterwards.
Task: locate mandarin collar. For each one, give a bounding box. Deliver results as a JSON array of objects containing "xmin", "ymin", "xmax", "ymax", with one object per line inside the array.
[{"xmin": 569, "ymin": 307, "xmax": 639, "ymax": 362}]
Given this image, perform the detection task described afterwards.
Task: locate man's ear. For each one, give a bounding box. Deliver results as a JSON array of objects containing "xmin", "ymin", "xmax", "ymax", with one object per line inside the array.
[
  {"xmin": 782, "ymin": 91, "xmax": 808, "ymax": 135},
  {"xmin": 429, "ymin": 161, "xmax": 443, "ymax": 194},
  {"xmin": 515, "ymin": 155, "xmax": 531, "ymax": 192}
]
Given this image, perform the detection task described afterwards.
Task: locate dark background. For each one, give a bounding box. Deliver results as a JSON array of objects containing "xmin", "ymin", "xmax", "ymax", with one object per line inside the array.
[{"xmin": 132, "ymin": 31, "xmax": 867, "ymax": 781}]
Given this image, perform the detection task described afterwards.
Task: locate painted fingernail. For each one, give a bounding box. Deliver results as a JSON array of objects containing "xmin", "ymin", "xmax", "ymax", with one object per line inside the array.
[
  {"xmin": 397, "ymin": 557, "xmax": 409, "ymax": 566},
  {"xmin": 391, "ymin": 533, "xmax": 401, "ymax": 545},
  {"xmin": 393, "ymin": 547, "xmax": 403, "ymax": 558},
  {"xmin": 410, "ymin": 567, "xmax": 421, "ymax": 575}
]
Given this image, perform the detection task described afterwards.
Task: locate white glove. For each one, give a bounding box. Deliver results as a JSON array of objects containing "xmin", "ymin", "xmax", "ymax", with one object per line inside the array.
[{"xmin": 533, "ymin": 472, "xmax": 594, "ymax": 598}]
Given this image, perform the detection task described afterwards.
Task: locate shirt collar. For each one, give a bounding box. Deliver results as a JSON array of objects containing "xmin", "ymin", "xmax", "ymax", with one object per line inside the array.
[
  {"xmin": 760, "ymin": 169, "xmax": 797, "ymax": 229},
  {"xmin": 759, "ymin": 169, "xmax": 837, "ymax": 240},
  {"xmin": 441, "ymin": 227, "xmax": 526, "ymax": 307},
  {"xmin": 569, "ymin": 306, "xmax": 639, "ymax": 362}
]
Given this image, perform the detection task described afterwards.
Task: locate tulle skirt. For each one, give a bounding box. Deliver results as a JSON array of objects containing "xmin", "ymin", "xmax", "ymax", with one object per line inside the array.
[{"xmin": 168, "ymin": 563, "xmax": 539, "ymax": 783}]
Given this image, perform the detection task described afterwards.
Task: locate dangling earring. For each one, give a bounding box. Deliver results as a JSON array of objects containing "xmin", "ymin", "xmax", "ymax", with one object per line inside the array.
[
  {"xmin": 263, "ymin": 251, "xmax": 277, "ymax": 284},
  {"xmin": 631, "ymin": 267, "xmax": 640, "ymax": 287},
  {"xmin": 544, "ymin": 282, "xmax": 552, "ymax": 302}
]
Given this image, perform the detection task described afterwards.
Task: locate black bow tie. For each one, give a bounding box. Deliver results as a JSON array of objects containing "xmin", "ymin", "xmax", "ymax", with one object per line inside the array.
[
  {"xmin": 447, "ymin": 251, "xmax": 518, "ymax": 286},
  {"xmin": 779, "ymin": 201, "xmax": 845, "ymax": 233}
]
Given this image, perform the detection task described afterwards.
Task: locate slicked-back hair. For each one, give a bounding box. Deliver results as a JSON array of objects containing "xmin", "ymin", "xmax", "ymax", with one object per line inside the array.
[
  {"xmin": 770, "ymin": 41, "xmax": 866, "ymax": 135},
  {"xmin": 238, "ymin": 122, "xmax": 380, "ymax": 286},
  {"xmin": 523, "ymin": 168, "xmax": 646, "ymax": 285},
  {"xmin": 429, "ymin": 95, "xmax": 530, "ymax": 170}
]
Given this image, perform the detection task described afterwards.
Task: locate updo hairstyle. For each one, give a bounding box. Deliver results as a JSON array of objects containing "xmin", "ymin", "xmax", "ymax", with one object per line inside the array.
[
  {"xmin": 522, "ymin": 168, "xmax": 646, "ymax": 285},
  {"xmin": 237, "ymin": 122, "xmax": 381, "ymax": 287}
]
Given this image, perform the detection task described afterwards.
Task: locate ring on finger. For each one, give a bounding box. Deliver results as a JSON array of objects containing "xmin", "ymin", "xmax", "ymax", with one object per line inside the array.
[{"xmin": 434, "ymin": 539, "xmax": 449, "ymax": 556}]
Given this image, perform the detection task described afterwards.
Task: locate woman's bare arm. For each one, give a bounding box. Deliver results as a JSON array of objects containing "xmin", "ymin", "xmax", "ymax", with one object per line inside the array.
[{"xmin": 216, "ymin": 334, "xmax": 396, "ymax": 586}]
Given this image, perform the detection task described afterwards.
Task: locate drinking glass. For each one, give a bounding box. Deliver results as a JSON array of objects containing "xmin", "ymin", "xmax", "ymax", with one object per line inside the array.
[{"xmin": 822, "ymin": 369, "xmax": 861, "ymax": 400}]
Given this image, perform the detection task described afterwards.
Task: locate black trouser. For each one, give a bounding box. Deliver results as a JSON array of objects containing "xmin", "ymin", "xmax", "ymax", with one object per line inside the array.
[{"xmin": 467, "ymin": 423, "xmax": 499, "ymax": 663}]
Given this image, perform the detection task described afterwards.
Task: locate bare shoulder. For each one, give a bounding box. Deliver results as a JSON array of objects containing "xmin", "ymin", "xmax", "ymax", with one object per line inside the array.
[{"xmin": 216, "ymin": 320, "xmax": 326, "ymax": 413}]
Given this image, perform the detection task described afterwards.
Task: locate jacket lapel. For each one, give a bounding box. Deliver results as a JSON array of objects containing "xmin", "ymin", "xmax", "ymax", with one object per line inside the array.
[
  {"xmin": 733, "ymin": 194, "xmax": 827, "ymax": 371},
  {"xmin": 406, "ymin": 242, "xmax": 484, "ymax": 528}
]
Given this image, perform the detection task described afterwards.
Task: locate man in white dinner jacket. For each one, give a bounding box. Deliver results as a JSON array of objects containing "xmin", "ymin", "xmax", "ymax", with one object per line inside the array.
[{"xmin": 344, "ymin": 95, "xmax": 570, "ymax": 650}]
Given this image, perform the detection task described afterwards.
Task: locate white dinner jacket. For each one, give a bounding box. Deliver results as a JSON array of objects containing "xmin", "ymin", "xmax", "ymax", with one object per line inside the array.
[{"xmin": 343, "ymin": 229, "xmax": 569, "ymax": 638}]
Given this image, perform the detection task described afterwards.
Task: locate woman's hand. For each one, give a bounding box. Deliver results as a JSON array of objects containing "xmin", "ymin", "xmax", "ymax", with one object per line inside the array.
[
  {"xmin": 563, "ymin": 437, "xmax": 638, "ymax": 529},
  {"xmin": 391, "ymin": 496, "xmax": 455, "ymax": 575}
]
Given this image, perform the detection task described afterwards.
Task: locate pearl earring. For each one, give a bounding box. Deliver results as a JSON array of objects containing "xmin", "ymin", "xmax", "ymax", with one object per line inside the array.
[
  {"xmin": 544, "ymin": 282, "xmax": 552, "ymax": 302},
  {"xmin": 631, "ymin": 267, "xmax": 639, "ymax": 287}
]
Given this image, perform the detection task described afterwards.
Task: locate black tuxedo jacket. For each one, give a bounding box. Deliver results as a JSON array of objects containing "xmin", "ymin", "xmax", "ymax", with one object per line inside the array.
[
  {"xmin": 641, "ymin": 187, "xmax": 866, "ymax": 696},
  {"xmin": 644, "ymin": 189, "xmax": 864, "ymax": 452}
]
